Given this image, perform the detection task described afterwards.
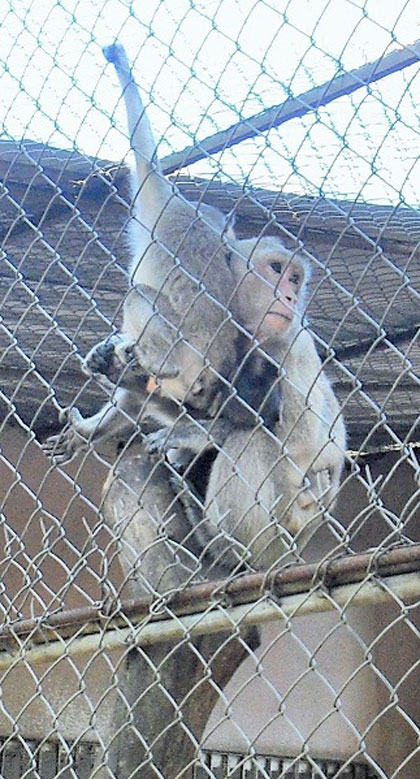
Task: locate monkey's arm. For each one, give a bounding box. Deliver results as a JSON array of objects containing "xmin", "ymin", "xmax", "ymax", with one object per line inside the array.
[
  {"xmin": 83, "ymin": 285, "xmax": 182, "ymax": 387},
  {"xmin": 144, "ymin": 416, "xmax": 254, "ymax": 468}
]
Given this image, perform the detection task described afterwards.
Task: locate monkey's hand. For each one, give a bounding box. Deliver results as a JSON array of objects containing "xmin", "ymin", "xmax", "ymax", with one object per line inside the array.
[
  {"xmin": 83, "ymin": 336, "xmax": 125, "ymax": 382},
  {"xmin": 42, "ymin": 408, "xmax": 88, "ymax": 464},
  {"xmin": 297, "ymin": 468, "xmax": 332, "ymax": 510},
  {"xmin": 84, "ymin": 335, "xmax": 170, "ymax": 395},
  {"xmin": 83, "ymin": 334, "xmax": 147, "ymax": 388},
  {"xmin": 145, "ymin": 419, "xmax": 227, "ymax": 461}
]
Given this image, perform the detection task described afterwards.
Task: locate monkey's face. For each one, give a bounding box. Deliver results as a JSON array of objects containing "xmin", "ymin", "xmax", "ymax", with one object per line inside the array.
[
  {"xmin": 231, "ymin": 242, "xmax": 308, "ymax": 343},
  {"xmin": 254, "ymin": 252, "xmax": 306, "ymax": 338}
]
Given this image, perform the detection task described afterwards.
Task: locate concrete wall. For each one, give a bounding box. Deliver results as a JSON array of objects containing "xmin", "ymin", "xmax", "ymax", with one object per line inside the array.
[{"xmin": 0, "ymin": 424, "xmax": 418, "ymax": 776}]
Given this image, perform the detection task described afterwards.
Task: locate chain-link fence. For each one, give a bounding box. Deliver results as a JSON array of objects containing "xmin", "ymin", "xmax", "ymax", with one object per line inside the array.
[{"xmin": 0, "ymin": 2, "xmax": 419, "ymax": 778}]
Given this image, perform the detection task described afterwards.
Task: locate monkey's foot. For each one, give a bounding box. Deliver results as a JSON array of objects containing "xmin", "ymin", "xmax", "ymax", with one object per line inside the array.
[
  {"xmin": 144, "ymin": 427, "xmax": 192, "ymax": 471},
  {"xmin": 42, "ymin": 407, "xmax": 88, "ymax": 464},
  {"xmin": 83, "ymin": 336, "xmax": 148, "ymax": 391},
  {"xmin": 104, "ymin": 336, "xmax": 178, "ymax": 380},
  {"xmin": 83, "ymin": 335, "xmax": 137, "ymax": 384}
]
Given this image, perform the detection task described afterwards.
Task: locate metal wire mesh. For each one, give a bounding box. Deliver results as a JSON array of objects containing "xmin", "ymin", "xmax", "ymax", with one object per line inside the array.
[{"xmin": 0, "ymin": 2, "xmax": 419, "ymax": 778}]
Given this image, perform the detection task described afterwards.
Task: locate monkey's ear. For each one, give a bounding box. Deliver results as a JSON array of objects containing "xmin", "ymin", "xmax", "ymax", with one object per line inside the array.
[{"xmin": 299, "ymin": 254, "xmax": 311, "ymax": 282}]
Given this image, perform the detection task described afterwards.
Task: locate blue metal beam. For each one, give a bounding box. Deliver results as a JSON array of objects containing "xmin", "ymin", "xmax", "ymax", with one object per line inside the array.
[{"xmin": 161, "ymin": 40, "xmax": 420, "ymax": 174}]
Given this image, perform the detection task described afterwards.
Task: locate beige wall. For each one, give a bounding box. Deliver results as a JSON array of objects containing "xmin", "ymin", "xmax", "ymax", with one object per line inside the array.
[
  {"xmin": 0, "ymin": 424, "xmax": 418, "ymax": 776},
  {"xmin": 204, "ymin": 451, "xmax": 419, "ymax": 776}
]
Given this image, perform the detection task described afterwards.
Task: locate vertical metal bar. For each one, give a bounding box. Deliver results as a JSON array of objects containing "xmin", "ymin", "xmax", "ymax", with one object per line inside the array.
[
  {"xmin": 37, "ymin": 743, "xmax": 58, "ymax": 779},
  {"xmin": 0, "ymin": 741, "xmax": 22, "ymax": 779}
]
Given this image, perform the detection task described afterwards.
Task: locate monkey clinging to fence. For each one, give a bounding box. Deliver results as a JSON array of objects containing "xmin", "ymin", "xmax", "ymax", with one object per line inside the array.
[
  {"xmin": 43, "ymin": 43, "xmax": 345, "ymax": 576},
  {"xmin": 43, "ymin": 42, "xmax": 283, "ymax": 465},
  {"xmin": 146, "ymin": 241, "xmax": 347, "ymax": 571}
]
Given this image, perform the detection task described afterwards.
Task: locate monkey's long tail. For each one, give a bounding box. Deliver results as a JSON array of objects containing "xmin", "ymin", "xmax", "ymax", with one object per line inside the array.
[{"xmin": 103, "ymin": 43, "xmax": 170, "ymax": 211}]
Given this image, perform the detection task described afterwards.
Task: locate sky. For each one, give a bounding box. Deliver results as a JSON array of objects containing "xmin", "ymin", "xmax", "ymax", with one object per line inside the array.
[{"xmin": 0, "ymin": 0, "xmax": 418, "ymax": 205}]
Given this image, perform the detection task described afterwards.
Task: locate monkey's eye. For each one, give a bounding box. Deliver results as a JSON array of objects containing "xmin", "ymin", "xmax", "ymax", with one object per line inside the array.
[
  {"xmin": 290, "ymin": 272, "xmax": 300, "ymax": 285},
  {"xmin": 270, "ymin": 261, "xmax": 283, "ymax": 274}
]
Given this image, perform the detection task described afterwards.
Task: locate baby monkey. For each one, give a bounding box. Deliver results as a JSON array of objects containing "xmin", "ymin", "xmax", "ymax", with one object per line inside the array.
[{"xmin": 43, "ymin": 44, "xmax": 282, "ymax": 465}]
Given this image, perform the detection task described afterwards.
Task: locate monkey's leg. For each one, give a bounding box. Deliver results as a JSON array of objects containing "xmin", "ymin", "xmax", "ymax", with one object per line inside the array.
[
  {"xmin": 168, "ymin": 471, "xmax": 249, "ymax": 574},
  {"xmin": 99, "ymin": 451, "xmax": 260, "ymax": 779},
  {"xmin": 145, "ymin": 417, "xmax": 256, "ymax": 571},
  {"xmin": 103, "ymin": 630, "xmax": 260, "ymax": 779},
  {"xmin": 120, "ymin": 285, "xmax": 182, "ymax": 380},
  {"xmin": 42, "ymin": 389, "xmax": 141, "ymax": 464},
  {"xmin": 102, "ymin": 453, "xmax": 205, "ymax": 601}
]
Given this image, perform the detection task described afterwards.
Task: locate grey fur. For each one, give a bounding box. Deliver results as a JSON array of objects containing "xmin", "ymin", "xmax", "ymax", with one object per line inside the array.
[
  {"xmin": 43, "ymin": 43, "xmax": 281, "ymax": 464},
  {"xmin": 147, "ymin": 249, "xmax": 347, "ymax": 570}
]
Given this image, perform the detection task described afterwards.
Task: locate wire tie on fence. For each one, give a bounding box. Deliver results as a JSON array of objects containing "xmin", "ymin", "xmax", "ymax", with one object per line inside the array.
[
  {"xmin": 261, "ymin": 568, "xmax": 278, "ymax": 600},
  {"xmin": 312, "ymin": 555, "xmax": 348, "ymax": 595},
  {"xmin": 314, "ymin": 558, "xmax": 334, "ymax": 591},
  {"xmin": 97, "ymin": 594, "xmax": 124, "ymax": 623},
  {"xmin": 208, "ymin": 581, "xmax": 236, "ymax": 610},
  {"xmin": 365, "ymin": 550, "xmax": 383, "ymax": 581},
  {"xmin": 262, "ymin": 563, "xmax": 300, "ymax": 605},
  {"xmin": 366, "ymin": 543, "xmax": 407, "ymax": 580},
  {"xmin": 149, "ymin": 593, "xmax": 171, "ymax": 616}
]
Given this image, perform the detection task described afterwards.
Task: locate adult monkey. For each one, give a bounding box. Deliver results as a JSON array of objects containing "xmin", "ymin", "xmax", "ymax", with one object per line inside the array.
[
  {"xmin": 49, "ymin": 44, "xmax": 345, "ymax": 779},
  {"xmin": 43, "ymin": 42, "xmax": 282, "ymax": 464},
  {"xmin": 43, "ymin": 43, "xmax": 345, "ymax": 570},
  {"xmin": 146, "ymin": 240, "xmax": 347, "ymax": 571}
]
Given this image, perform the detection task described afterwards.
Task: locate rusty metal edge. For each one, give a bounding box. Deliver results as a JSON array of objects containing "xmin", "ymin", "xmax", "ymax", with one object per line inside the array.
[{"xmin": 0, "ymin": 543, "xmax": 419, "ymax": 647}]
